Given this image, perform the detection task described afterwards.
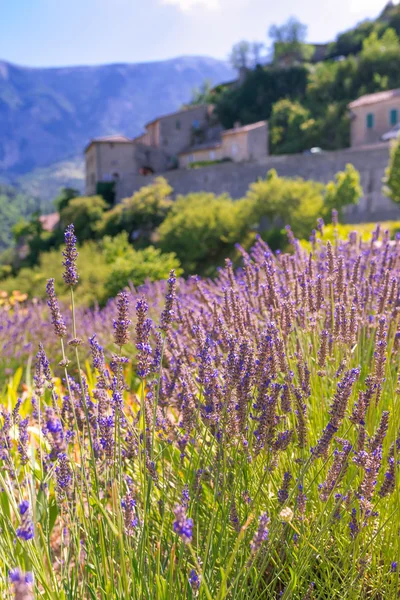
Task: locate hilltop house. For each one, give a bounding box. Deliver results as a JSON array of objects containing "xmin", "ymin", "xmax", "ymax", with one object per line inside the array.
[
  {"xmin": 348, "ymin": 89, "xmax": 400, "ymax": 147},
  {"xmin": 85, "ymin": 104, "xmax": 268, "ymax": 202}
]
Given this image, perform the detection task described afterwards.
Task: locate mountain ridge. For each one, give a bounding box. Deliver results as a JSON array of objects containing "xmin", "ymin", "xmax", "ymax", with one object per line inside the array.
[{"xmin": 0, "ymin": 55, "xmax": 234, "ymax": 195}]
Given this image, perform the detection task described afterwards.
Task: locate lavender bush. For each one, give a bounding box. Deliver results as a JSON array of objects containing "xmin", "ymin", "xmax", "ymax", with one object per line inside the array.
[{"xmin": 0, "ymin": 221, "xmax": 399, "ymax": 599}]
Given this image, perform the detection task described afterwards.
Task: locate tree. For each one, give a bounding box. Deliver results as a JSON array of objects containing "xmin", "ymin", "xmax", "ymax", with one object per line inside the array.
[
  {"xmin": 244, "ymin": 169, "xmax": 324, "ymax": 240},
  {"xmin": 324, "ymin": 164, "xmax": 363, "ymax": 217},
  {"xmin": 157, "ymin": 192, "xmax": 248, "ymax": 273},
  {"xmin": 229, "ymin": 41, "xmax": 251, "ymax": 71},
  {"xmin": 102, "ymin": 233, "xmax": 182, "ymax": 297},
  {"xmin": 269, "ymin": 99, "xmax": 317, "ymax": 154},
  {"xmin": 269, "ymin": 17, "xmax": 313, "ymax": 66},
  {"xmin": 188, "ymin": 80, "xmax": 213, "ymax": 106},
  {"xmin": 60, "ymin": 196, "xmax": 108, "ymax": 241},
  {"xmin": 98, "ymin": 177, "xmax": 173, "ymax": 244},
  {"xmin": 384, "ymin": 138, "xmax": 400, "ymax": 204},
  {"xmin": 250, "ymin": 42, "xmax": 266, "ymax": 66},
  {"xmin": 54, "ymin": 187, "xmax": 80, "ymax": 212}
]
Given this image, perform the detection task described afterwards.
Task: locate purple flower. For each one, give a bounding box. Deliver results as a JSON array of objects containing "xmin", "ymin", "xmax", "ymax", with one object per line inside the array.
[
  {"xmin": 113, "ymin": 291, "xmax": 131, "ymax": 347},
  {"xmin": 250, "ymin": 512, "xmax": 270, "ymax": 554},
  {"xmin": 173, "ymin": 504, "xmax": 193, "ymax": 544},
  {"xmin": 160, "ymin": 270, "xmax": 176, "ymax": 333},
  {"xmin": 16, "ymin": 501, "xmax": 34, "ymax": 541},
  {"xmin": 9, "ymin": 569, "xmax": 34, "ymax": 600},
  {"xmin": 189, "ymin": 569, "xmax": 200, "ymax": 590},
  {"xmin": 46, "ymin": 279, "xmax": 67, "ymax": 338},
  {"xmin": 62, "ymin": 224, "xmax": 79, "ymax": 286},
  {"xmin": 135, "ymin": 298, "xmax": 152, "ymax": 378}
]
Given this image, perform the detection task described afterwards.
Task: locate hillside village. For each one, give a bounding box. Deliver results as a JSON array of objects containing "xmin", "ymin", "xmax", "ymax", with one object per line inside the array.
[{"xmin": 84, "ymin": 86, "xmax": 400, "ymax": 204}]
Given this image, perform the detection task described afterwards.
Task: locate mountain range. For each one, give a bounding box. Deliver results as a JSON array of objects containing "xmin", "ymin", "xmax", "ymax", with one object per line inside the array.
[{"xmin": 0, "ymin": 56, "xmax": 234, "ymax": 201}]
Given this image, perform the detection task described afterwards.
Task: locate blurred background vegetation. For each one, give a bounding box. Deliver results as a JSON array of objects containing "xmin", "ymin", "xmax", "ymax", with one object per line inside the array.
[{"xmin": 0, "ymin": 162, "xmax": 366, "ymax": 306}]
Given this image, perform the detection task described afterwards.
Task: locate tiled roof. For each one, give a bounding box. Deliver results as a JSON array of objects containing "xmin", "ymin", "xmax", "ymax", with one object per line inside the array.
[
  {"xmin": 348, "ymin": 89, "xmax": 400, "ymax": 109},
  {"xmin": 84, "ymin": 135, "xmax": 132, "ymax": 152},
  {"xmin": 222, "ymin": 120, "xmax": 267, "ymax": 136}
]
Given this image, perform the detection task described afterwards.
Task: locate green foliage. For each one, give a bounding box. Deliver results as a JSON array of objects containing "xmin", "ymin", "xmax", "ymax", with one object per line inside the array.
[
  {"xmin": 96, "ymin": 181, "xmax": 116, "ymax": 206},
  {"xmin": 214, "ymin": 66, "xmax": 309, "ymax": 130},
  {"xmin": 60, "ymin": 195, "xmax": 108, "ymax": 241},
  {"xmin": 98, "ymin": 177, "xmax": 173, "ymax": 244},
  {"xmin": 244, "ymin": 169, "xmax": 325, "ymax": 239},
  {"xmin": 300, "ymin": 220, "xmax": 400, "ymax": 251},
  {"xmin": 54, "ymin": 187, "xmax": 80, "ymax": 212},
  {"xmin": 324, "ymin": 163, "xmax": 363, "ymax": 216},
  {"xmin": 187, "ymin": 80, "xmax": 214, "ymax": 107},
  {"xmin": 217, "ymin": 11, "xmax": 400, "ymax": 155},
  {"xmin": 229, "ymin": 41, "xmax": 252, "ymax": 70},
  {"xmin": 269, "ymin": 17, "xmax": 313, "ymax": 66},
  {"xmin": 157, "ymin": 192, "xmax": 248, "ymax": 273},
  {"xmin": 0, "ymin": 185, "xmax": 41, "ymax": 251},
  {"xmin": 102, "ymin": 233, "xmax": 182, "ymax": 297},
  {"xmin": 384, "ymin": 138, "xmax": 400, "ymax": 204},
  {"xmin": 1, "ymin": 232, "xmax": 182, "ymax": 306},
  {"xmin": 187, "ymin": 157, "xmax": 232, "ymax": 169},
  {"xmin": 269, "ymin": 99, "xmax": 317, "ymax": 154}
]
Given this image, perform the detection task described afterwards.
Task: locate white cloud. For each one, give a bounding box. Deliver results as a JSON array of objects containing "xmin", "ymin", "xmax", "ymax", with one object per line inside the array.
[{"xmin": 161, "ymin": 0, "xmax": 221, "ymax": 11}]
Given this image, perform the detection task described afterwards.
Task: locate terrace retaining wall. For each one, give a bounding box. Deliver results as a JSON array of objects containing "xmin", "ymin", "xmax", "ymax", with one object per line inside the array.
[{"xmin": 122, "ymin": 143, "xmax": 400, "ymax": 223}]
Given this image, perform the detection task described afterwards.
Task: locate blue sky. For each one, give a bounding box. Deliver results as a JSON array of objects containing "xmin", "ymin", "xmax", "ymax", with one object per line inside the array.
[{"xmin": 0, "ymin": 0, "xmax": 392, "ymax": 67}]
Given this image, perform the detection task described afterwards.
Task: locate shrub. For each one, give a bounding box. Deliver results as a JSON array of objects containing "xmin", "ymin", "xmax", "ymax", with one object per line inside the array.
[
  {"xmin": 98, "ymin": 177, "xmax": 173, "ymax": 244},
  {"xmin": 157, "ymin": 192, "xmax": 248, "ymax": 272},
  {"xmin": 102, "ymin": 232, "xmax": 182, "ymax": 297},
  {"xmin": 324, "ymin": 163, "xmax": 363, "ymax": 217},
  {"xmin": 244, "ymin": 169, "xmax": 324, "ymax": 239},
  {"xmin": 384, "ymin": 138, "xmax": 400, "ymax": 204},
  {"xmin": 60, "ymin": 195, "xmax": 108, "ymax": 241}
]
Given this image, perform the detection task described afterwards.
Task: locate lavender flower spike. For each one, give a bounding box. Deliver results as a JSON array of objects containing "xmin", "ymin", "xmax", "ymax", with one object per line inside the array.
[
  {"xmin": 9, "ymin": 569, "xmax": 34, "ymax": 600},
  {"xmin": 62, "ymin": 224, "xmax": 79, "ymax": 286},
  {"xmin": 173, "ymin": 504, "xmax": 193, "ymax": 544},
  {"xmin": 46, "ymin": 279, "xmax": 67, "ymax": 338},
  {"xmin": 16, "ymin": 501, "xmax": 34, "ymax": 541},
  {"xmin": 250, "ymin": 512, "xmax": 270, "ymax": 554},
  {"xmin": 160, "ymin": 270, "xmax": 176, "ymax": 333},
  {"xmin": 113, "ymin": 290, "xmax": 131, "ymax": 347}
]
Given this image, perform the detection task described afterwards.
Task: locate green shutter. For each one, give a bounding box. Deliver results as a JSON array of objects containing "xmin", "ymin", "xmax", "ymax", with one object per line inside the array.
[
  {"xmin": 366, "ymin": 113, "xmax": 374, "ymax": 129},
  {"xmin": 390, "ymin": 109, "xmax": 398, "ymax": 126}
]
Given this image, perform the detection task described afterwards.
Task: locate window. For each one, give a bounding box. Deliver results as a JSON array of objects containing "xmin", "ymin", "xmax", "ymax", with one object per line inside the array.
[
  {"xmin": 189, "ymin": 154, "xmax": 195, "ymax": 163},
  {"xmin": 390, "ymin": 109, "xmax": 398, "ymax": 126},
  {"xmin": 231, "ymin": 143, "xmax": 238, "ymax": 155},
  {"xmin": 366, "ymin": 113, "xmax": 374, "ymax": 129},
  {"xmin": 192, "ymin": 119, "xmax": 200, "ymax": 130},
  {"xmin": 209, "ymin": 150, "xmax": 216, "ymax": 160},
  {"xmin": 176, "ymin": 120, "xmax": 181, "ymax": 130}
]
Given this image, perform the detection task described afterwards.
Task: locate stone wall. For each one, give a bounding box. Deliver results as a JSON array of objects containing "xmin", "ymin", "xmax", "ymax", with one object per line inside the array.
[{"xmin": 123, "ymin": 143, "xmax": 400, "ymax": 223}]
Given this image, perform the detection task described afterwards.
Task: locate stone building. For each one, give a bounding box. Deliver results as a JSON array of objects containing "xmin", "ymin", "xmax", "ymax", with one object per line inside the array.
[
  {"xmin": 178, "ymin": 121, "xmax": 268, "ymax": 167},
  {"xmin": 348, "ymin": 89, "xmax": 400, "ymax": 147},
  {"xmin": 85, "ymin": 105, "xmax": 268, "ymax": 201}
]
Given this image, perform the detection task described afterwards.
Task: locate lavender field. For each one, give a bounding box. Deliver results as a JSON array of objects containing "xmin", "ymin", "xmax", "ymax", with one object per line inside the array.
[{"xmin": 1, "ymin": 221, "xmax": 399, "ymax": 599}]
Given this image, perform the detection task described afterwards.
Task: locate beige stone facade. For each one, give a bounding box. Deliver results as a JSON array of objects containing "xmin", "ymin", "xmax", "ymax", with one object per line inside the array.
[
  {"xmin": 349, "ymin": 89, "xmax": 400, "ymax": 147},
  {"xmin": 85, "ymin": 107, "xmax": 268, "ymax": 201},
  {"xmin": 84, "ymin": 134, "xmax": 169, "ymax": 200},
  {"xmin": 178, "ymin": 121, "xmax": 268, "ymax": 168}
]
